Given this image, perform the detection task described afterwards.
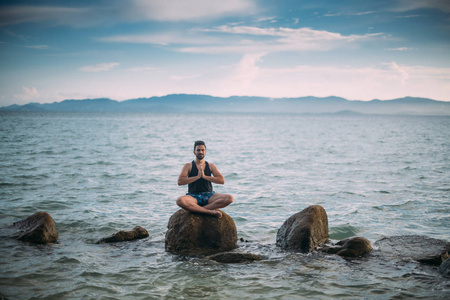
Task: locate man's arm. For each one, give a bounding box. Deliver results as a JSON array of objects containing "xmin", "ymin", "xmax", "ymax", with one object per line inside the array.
[
  {"xmin": 202, "ymin": 163, "xmax": 225, "ymax": 185},
  {"xmin": 177, "ymin": 163, "xmax": 200, "ymax": 186}
]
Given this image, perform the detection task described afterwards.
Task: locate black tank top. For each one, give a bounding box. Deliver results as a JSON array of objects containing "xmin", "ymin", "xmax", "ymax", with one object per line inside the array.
[{"xmin": 188, "ymin": 161, "xmax": 213, "ymax": 193}]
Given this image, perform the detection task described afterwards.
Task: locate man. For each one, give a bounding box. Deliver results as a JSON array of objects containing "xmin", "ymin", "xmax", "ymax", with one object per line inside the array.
[{"xmin": 176, "ymin": 140, "xmax": 233, "ymax": 218}]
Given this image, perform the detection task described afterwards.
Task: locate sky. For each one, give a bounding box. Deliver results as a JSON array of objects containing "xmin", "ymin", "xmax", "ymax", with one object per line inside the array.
[{"xmin": 1, "ymin": 0, "xmax": 450, "ymax": 106}]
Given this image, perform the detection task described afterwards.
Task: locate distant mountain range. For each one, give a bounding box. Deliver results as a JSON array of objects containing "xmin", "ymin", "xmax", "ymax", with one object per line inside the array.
[{"xmin": 1, "ymin": 94, "xmax": 450, "ymax": 116}]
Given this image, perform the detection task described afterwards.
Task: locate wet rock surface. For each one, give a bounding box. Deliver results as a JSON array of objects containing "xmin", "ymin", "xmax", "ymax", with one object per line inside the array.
[
  {"xmin": 165, "ymin": 209, "xmax": 237, "ymax": 255},
  {"xmin": 374, "ymin": 235, "xmax": 450, "ymax": 265},
  {"xmin": 321, "ymin": 237, "xmax": 373, "ymax": 258},
  {"xmin": 97, "ymin": 226, "xmax": 149, "ymax": 244},
  {"xmin": 12, "ymin": 212, "xmax": 58, "ymax": 244},
  {"xmin": 276, "ymin": 205, "xmax": 329, "ymax": 253},
  {"xmin": 206, "ymin": 252, "xmax": 263, "ymax": 263},
  {"xmin": 439, "ymin": 258, "xmax": 450, "ymax": 277}
]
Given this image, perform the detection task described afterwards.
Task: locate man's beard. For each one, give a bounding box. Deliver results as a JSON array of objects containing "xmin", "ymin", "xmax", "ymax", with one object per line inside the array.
[{"xmin": 196, "ymin": 154, "xmax": 204, "ymax": 160}]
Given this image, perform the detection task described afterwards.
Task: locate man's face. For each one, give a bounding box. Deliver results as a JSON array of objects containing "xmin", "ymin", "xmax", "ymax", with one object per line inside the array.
[{"xmin": 194, "ymin": 145, "xmax": 206, "ymax": 160}]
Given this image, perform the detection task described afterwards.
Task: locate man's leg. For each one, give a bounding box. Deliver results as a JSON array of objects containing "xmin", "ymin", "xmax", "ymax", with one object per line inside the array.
[
  {"xmin": 203, "ymin": 193, "xmax": 233, "ymax": 210},
  {"xmin": 176, "ymin": 195, "xmax": 222, "ymax": 218}
]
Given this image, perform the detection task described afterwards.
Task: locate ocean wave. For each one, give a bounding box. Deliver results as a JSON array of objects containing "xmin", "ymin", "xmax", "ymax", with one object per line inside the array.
[
  {"xmin": 56, "ymin": 256, "xmax": 81, "ymax": 264},
  {"xmin": 329, "ymin": 224, "xmax": 361, "ymax": 240},
  {"xmin": 372, "ymin": 200, "xmax": 418, "ymax": 211}
]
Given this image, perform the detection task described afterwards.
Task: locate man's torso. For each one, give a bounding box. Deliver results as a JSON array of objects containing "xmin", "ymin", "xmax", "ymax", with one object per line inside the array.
[{"xmin": 188, "ymin": 160, "xmax": 213, "ymax": 193}]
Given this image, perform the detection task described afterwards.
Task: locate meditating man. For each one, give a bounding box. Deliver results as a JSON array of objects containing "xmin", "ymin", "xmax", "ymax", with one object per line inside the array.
[{"xmin": 176, "ymin": 140, "xmax": 233, "ymax": 218}]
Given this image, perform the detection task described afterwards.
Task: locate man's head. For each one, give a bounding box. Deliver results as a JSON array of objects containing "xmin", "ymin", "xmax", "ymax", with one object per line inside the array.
[
  {"xmin": 194, "ymin": 140, "xmax": 206, "ymax": 151},
  {"xmin": 193, "ymin": 140, "xmax": 206, "ymax": 160}
]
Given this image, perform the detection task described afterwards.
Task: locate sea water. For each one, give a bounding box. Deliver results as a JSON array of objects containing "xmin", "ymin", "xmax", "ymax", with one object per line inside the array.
[{"xmin": 0, "ymin": 112, "xmax": 449, "ymax": 299}]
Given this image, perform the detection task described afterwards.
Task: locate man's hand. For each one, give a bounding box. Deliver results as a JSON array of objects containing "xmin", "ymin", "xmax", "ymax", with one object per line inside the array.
[
  {"xmin": 177, "ymin": 162, "xmax": 224, "ymax": 186},
  {"xmin": 178, "ymin": 163, "xmax": 202, "ymax": 186},
  {"xmin": 200, "ymin": 163, "xmax": 225, "ymax": 185},
  {"xmin": 197, "ymin": 164, "xmax": 205, "ymax": 179}
]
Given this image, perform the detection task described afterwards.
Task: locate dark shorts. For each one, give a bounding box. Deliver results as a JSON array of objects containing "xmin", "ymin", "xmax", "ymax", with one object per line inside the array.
[{"xmin": 186, "ymin": 191, "xmax": 215, "ymax": 207}]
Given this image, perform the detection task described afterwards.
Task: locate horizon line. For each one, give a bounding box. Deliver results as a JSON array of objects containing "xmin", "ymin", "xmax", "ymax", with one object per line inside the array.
[{"xmin": 2, "ymin": 94, "xmax": 448, "ymax": 108}]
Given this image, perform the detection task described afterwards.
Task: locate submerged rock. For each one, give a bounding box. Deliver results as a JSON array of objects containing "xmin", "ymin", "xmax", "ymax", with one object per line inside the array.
[
  {"xmin": 97, "ymin": 226, "xmax": 149, "ymax": 244},
  {"xmin": 12, "ymin": 212, "xmax": 58, "ymax": 244},
  {"xmin": 276, "ymin": 205, "xmax": 329, "ymax": 253},
  {"xmin": 374, "ymin": 235, "xmax": 450, "ymax": 265},
  {"xmin": 165, "ymin": 209, "xmax": 237, "ymax": 255},
  {"xmin": 206, "ymin": 252, "xmax": 262, "ymax": 263},
  {"xmin": 439, "ymin": 258, "xmax": 450, "ymax": 277},
  {"xmin": 321, "ymin": 237, "xmax": 372, "ymax": 258}
]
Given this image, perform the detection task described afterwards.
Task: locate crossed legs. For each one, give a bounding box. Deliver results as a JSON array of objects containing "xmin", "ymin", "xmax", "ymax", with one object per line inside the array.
[{"xmin": 176, "ymin": 193, "xmax": 233, "ymax": 218}]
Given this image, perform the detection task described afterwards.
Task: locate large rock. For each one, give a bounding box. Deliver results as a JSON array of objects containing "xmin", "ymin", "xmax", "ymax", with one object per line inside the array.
[
  {"xmin": 321, "ymin": 237, "xmax": 373, "ymax": 258},
  {"xmin": 12, "ymin": 212, "xmax": 58, "ymax": 244},
  {"xmin": 374, "ymin": 235, "xmax": 450, "ymax": 265},
  {"xmin": 97, "ymin": 226, "xmax": 149, "ymax": 244},
  {"xmin": 165, "ymin": 209, "xmax": 237, "ymax": 255},
  {"xmin": 206, "ymin": 252, "xmax": 262, "ymax": 263},
  {"xmin": 276, "ymin": 205, "xmax": 329, "ymax": 253}
]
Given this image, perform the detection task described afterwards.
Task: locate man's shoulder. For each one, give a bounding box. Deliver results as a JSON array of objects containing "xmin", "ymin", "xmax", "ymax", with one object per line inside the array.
[
  {"xmin": 182, "ymin": 162, "xmax": 193, "ymax": 168},
  {"xmin": 207, "ymin": 161, "xmax": 217, "ymax": 168}
]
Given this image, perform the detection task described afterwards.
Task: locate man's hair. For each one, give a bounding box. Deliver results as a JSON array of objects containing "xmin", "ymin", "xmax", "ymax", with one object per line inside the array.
[{"xmin": 194, "ymin": 140, "xmax": 206, "ymax": 150}]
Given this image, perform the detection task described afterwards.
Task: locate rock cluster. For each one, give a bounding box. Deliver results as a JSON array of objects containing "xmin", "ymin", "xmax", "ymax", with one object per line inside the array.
[
  {"xmin": 275, "ymin": 205, "xmax": 373, "ymax": 258},
  {"xmin": 10, "ymin": 212, "xmax": 149, "ymax": 246},
  {"xmin": 9, "ymin": 207, "xmax": 450, "ymax": 275},
  {"xmin": 165, "ymin": 209, "xmax": 237, "ymax": 255}
]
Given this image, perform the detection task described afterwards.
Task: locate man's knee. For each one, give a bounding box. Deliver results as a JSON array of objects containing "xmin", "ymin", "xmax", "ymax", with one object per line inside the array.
[
  {"xmin": 226, "ymin": 194, "xmax": 234, "ymax": 205},
  {"xmin": 176, "ymin": 196, "xmax": 186, "ymax": 207}
]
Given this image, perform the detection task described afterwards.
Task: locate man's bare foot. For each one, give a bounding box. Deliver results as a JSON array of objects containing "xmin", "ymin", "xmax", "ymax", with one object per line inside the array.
[{"xmin": 209, "ymin": 210, "xmax": 222, "ymax": 218}]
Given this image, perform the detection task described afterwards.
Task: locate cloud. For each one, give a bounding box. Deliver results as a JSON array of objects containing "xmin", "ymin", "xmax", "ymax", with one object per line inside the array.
[
  {"xmin": 387, "ymin": 47, "xmax": 414, "ymax": 51},
  {"xmin": 395, "ymin": 14, "xmax": 421, "ymax": 18},
  {"xmin": 256, "ymin": 16, "xmax": 277, "ymax": 22},
  {"xmin": 101, "ymin": 25, "xmax": 383, "ymax": 54},
  {"xmin": 121, "ymin": 0, "xmax": 256, "ymax": 22},
  {"xmin": 205, "ymin": 25, "xmax": 377, "ymax": 41},
  {"xmin": 0, "ymin": 5, "xmax": 89, "ymax": 27},
  {"xmin": 100, "ymin": 31, "xmax": 218, "ymax": 46},
  {"xmin": 1, "ymin": 28, "xmax": 27, "ymax": 40},
  {"xmin": 128, "ymin": 66, "xmax": 158, "ymax": 73},
  {"xmin": 178, "ymin": 26, "xmax": 383, "ymax": 54},
  {"xmin": 170, "ymin": 74, "xmax": 202, "ymax": 81},
  {"xmin": 14, "ymin": 86, "xmax": 39, "ymax": 101},
  {"xmin": 101, "ymin": 34, "xmax": 173, "ymax": 46},
  {"xmin": 231, "ymin": 52, "xmax": 266, "ymax": 88},
  {"xmin": 353, "ymin": 11, "xmax": 376, "ymax": 15},
  {"xmin": 24, "ymin": 45, "xmax": 49, "ymax": 50},
  {"xmin": 213, "ymin": 58, "xmax": 450, "ymax": 101},
  {"xmin": 324, "ymin": 11, "xmax": 375, "ymax": 17},
  {"xmin": 0, "ymin": 0, "xmax": 256, "ymax": 27},
  {"xmin": 391, "ymin": 0, "xmax": 450, "ymax": 13},
  {"xmin": 383, "ymin": 62, "xmax": 409, "ymax": 83},
  {"xmin": 79, "ymin": 62, "xmax": 120, "ymax": 72}
]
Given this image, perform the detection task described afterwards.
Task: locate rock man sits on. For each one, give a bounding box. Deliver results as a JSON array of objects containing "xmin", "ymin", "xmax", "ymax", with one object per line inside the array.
[{"xmin": 176, "ymin": 140, "xmax": 233, "ymax": 218}]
